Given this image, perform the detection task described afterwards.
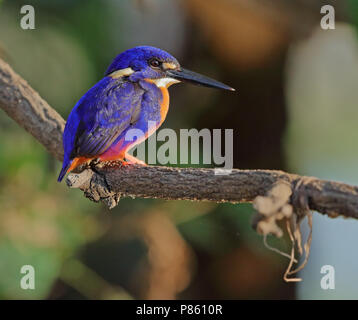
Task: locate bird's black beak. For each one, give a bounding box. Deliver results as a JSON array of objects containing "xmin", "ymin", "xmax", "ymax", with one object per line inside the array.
[{"xmin": 166, "ymin": 68, "xmax": 235, "ymax": 91}]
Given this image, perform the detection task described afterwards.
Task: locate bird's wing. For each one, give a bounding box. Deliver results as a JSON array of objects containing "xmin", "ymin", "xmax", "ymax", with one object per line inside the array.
[{"xmin": 69, "ymin": 79, "xmax": 143, "ymax": 159}]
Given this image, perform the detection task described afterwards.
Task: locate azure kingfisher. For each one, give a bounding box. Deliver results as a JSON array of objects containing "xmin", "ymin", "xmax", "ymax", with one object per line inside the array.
[{"xmin": 58, "ymin": 46, "xmax": 235, "ymax": 182}]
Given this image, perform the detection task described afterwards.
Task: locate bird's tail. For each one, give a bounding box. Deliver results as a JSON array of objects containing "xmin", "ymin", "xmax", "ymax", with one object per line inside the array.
[{"xmin": 57, "ymin": 160, "xmax": 72, "ymax": 182}]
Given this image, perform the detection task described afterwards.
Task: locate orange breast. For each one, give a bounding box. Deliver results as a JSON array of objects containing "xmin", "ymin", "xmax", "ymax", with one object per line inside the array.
[
  {"xmin": 144, "ymin": 79, "xmax": 171, "ymax": 127},
  {"xmin": 159, "ymin": 86, "xmax": 170, "ymax": 126}
]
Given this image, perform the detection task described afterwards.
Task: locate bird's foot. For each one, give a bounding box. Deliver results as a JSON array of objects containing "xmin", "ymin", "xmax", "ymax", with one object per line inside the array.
[
  {"xmin": 124, "ymin": 153, "xmax": 147, "ymax": 166},
  {"xmin": 90, "ymin": 158, "xmax": 101, "ymax": 168}
]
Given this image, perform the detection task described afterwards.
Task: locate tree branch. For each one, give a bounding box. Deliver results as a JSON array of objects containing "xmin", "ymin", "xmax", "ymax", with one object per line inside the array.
[
  {"xmin": 0, "ymin": 59, "xmax": 64, "ymax": 161},
  {"xmin": 66, "ymin": 165, "xmax": 358, "ymax": 218},
  {"xmin": 1, "ymin": 57, "xmax": 358, "ymax": 219}
]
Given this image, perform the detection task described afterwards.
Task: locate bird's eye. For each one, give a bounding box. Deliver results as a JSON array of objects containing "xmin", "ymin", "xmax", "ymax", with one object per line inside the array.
[{"xmin": 149, "ymin": 58, "xmax": 161, "ymax": 68}]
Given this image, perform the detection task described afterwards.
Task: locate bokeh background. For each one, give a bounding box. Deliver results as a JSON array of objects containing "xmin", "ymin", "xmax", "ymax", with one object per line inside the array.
[{"xmin": 0, "ymin": 0, "xmax": 357, "ymax": 299}]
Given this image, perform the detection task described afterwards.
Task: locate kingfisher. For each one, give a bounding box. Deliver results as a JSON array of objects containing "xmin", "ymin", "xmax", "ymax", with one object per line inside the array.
[{"xmin": 58, "ymin": 46, "xmax": 235, "ymax": 182}]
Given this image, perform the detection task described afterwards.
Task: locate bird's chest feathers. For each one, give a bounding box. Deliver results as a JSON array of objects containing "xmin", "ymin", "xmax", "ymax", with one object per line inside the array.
[
  {"xmin": 142, "ymin": 79, "xmax": 170, "ymax": 125},
  {"xmin": 158, "ymin": 86, "xmax": 169, "ymax": 125}
]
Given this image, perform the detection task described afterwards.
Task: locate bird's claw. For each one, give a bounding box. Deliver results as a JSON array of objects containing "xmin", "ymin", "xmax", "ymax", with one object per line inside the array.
[{"xmin": 124, "ymin": 154, "xmax": 147, "ymax": 166}]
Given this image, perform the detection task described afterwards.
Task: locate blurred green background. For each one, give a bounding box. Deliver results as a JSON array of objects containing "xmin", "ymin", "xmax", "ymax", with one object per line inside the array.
[{"xmin": 0, "ymin": 0, "xmax": 357, "ymax": 299}]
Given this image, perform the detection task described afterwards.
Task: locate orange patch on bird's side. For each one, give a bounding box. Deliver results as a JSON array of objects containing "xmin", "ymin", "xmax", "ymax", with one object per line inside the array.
[
  {"xmin": 99, "ymin": 137, "xmax": 126, "ymax": 161},
  {"xmin": 99, "ymin": 151, "xmax": 126, "ymax": 162}
]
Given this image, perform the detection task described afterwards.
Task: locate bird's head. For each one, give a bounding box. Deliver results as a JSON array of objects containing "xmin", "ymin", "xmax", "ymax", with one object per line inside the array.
[{"xmin": 105, "ymin": 46, "xmax": 235, "ymax": 91}]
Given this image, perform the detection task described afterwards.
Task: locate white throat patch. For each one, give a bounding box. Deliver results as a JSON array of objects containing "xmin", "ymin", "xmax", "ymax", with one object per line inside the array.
[{"xmin": 152, "ymin": 77, "xmax": 180, "ymax": 88}]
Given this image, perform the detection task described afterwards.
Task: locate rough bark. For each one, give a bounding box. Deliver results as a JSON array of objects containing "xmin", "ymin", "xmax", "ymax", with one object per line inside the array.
[{"xmin": 66, "ymin": 165, "xmax": 358, "ymax": 218}]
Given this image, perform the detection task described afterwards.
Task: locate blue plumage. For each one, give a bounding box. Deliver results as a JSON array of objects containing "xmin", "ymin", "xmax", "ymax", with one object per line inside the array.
[
  {"xmin": 58, "ymin": 50, "xmax": 165, "ymax": 182},
  {"xmin": 58, "ymin": 46, "xmax": 234, "ymax": 182}
]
